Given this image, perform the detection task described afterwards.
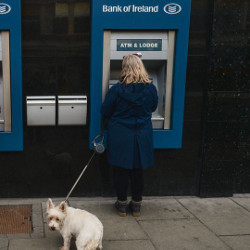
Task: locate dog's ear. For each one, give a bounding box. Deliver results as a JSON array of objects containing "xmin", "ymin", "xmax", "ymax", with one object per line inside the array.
[
  {"xmin": 58, "ymin": 201, "xmax": 67, "ymax": 214},
  {"xmin": 47, "ymin": 198, "xmax": 55, "ymax": 211}
]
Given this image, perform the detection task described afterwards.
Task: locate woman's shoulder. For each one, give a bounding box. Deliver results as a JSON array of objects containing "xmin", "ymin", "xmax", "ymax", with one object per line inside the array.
[
  {"xmin": 109, "ymin": 82, "xmax": 122, "ymax": 91},
  {"xmin": 145, "ymin": 83, "xmax": 157, "ymax": 98},
  {"xmin": 145, "ymin": 82, "xmax": 157, "ymax": 90}
]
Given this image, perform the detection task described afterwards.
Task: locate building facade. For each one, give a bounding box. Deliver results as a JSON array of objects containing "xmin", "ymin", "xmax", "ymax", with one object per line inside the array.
[{"xmin": 0, "ymin": 0, "xmax": 249, "ymax": 198}]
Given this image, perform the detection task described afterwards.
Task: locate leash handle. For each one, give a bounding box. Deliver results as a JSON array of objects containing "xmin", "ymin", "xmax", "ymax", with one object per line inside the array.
[{"xmin": 65, "ymin": 151, "xmax": 96, "ymax": 203}]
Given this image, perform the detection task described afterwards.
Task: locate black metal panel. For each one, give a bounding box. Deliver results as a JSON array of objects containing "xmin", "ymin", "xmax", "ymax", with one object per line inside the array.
[{"xmin": 199, "ymin": 0, "xmax": 250, "ymax": 196}]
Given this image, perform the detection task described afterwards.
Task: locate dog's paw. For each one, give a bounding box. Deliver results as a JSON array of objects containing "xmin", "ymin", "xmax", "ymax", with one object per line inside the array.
[{"xmin": 59, "ymin": 246, "xmax": 66, "ymax": 250}]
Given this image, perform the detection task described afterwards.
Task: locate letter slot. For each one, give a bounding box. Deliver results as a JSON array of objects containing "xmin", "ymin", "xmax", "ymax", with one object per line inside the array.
[
  {"xmin": 58, "ymin": 95, "xmax": 87, "ymax": 126},
  {"xmin": 26, "ymin": 96, "xmax": 56, "ymax": 126}
]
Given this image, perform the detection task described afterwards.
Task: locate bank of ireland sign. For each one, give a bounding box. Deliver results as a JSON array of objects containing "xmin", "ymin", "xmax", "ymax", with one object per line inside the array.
[
  {"xmin": 102, "ymin": 2, "xmax": 182, "ymax": 15},
  {"xmin": 164, "ymin": 3, "xmax": 182, "ymax": 15},
  {"xmin": 0, "ymin": 3, "xmax": 11, "ymax": 14}
]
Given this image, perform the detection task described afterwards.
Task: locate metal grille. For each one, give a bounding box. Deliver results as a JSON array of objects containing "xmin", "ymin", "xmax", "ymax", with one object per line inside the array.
[{"xmin": 0, "ymin": 205, "xmax": 32, "ymax": 234}]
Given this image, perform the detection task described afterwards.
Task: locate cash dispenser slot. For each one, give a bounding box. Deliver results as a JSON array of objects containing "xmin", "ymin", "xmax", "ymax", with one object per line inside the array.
[
  {"xmin": 58, "ymin": 95, "xmax": 87, "ymax": 125},
  {"xmin": 26, "ymin": 96, "xmax": 56, "ymax": 126}
]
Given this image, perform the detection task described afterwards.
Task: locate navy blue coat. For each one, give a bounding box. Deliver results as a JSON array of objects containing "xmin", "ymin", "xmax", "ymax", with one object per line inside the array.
[{"xmin": 101, "ymin": 82, "xmax": 158, "ymax": 169}]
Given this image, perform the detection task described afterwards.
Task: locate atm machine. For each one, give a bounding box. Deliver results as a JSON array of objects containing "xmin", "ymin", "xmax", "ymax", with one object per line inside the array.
[
  {"xmin": 90, "ymin": 0, "xmax": 191, "ymax": 148},
  {"xmin": 103, "ymin": 31, "xmax": 174, "ymax": 130},
  {"xmin": 0, "ymin": 1, "xmax": 23, "ymax": 151}
]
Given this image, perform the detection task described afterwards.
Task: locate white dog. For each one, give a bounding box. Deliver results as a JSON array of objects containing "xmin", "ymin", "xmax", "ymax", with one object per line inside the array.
[{"xmin": 46, "ymin": 199, "xmax": 103, "ymax": 250}]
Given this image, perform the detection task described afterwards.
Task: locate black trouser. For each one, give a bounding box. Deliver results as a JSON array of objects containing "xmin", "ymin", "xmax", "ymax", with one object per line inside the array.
[{"xmin": 113, "ymin": 166, "xmax": 143, "ymax": 202}]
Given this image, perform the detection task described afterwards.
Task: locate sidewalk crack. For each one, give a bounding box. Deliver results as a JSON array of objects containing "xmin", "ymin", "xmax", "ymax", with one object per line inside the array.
[
  {"xmin": 229, "ymin": 198, "xmax": 250, "ymax": 213},
  {"xmin": 135, "ymin": 218, "xmax": 158, "ymax": 250},
  {"xmin": 175, "ymin": 199, "xmax": 234, "ymax": 250}
]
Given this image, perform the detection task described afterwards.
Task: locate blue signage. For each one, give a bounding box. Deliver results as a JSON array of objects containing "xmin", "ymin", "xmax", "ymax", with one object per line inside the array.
[
  {"xmin": 164, "ymin": 3, "xmax": 182, "ymax": 15},
  {"xmin": 0, "ymin": 3, "xmax": 11, "ymax": 14},
  {"xmin": 89, "ymin": 0, "xmax": 191, "ymax": 149},
  {"xmin": 117, "ymin": 39, "xmax": 162, "ymax": 51}
]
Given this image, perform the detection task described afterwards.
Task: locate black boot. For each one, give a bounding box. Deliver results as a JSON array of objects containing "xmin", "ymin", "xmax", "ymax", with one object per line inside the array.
[
  {"xmin": 129, "ymin": 200, "xmax": 142, "ymax": 217},
  {"xmin": 114, "ymin": 200, "xmax": 127, "ymax": 217}
]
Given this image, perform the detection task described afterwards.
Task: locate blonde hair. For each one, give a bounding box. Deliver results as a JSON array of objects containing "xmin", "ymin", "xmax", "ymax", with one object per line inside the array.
[{"xmin": 119, "ymin": 55, "xmax": 152, "ymax": 84}]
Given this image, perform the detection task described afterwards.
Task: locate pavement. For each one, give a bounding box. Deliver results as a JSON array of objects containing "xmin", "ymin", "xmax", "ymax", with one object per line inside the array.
[{"xmin": 1, "ymin": 195, "xmax": 250, "ymax": 250}]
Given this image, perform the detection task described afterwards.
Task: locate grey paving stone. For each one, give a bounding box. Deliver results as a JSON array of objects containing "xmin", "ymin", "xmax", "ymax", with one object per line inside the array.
[
  {"xmin": 220, "ymin": 235, "xmax": 250, "ymax": 250},
  {"xmin": 31, "ymin": 227, "xmax": 44, "ymax": 239},
  {"xmin": 7, "ymin": 234, "xmax": 30, "ymax": 239},
  {"xmin": 32, "ymin": 216, "xmax": 43, "ymax": 228},
  {"xmin": 32, "ymin": 203, "xmax": 45, "ymax": 238},
  {"xmin": 178, "ymin": 198, "xmax": 250, "ymax": 235},
  {"xmin": 137, "ymin": 199, "xmax": 193, "ymax": 221},
  {"xmin": 231, "ymin": 198, "xmax": 250, "ymax": 212},
  {"xmin": 32, "ymin": 204, "xmax": 44, "ymax": 227},
  {"xmin": 9, "ymin": 238, "xmax": 62, "ymax": 250},
  {"xmin": 42, "ymin": 204, "xmax": 48, "ymax": 223},
  {"xmin": 140, "ymin": 219, "xmax": 230, "ymax": 250},
  {"xmin": 0, "ymin": 238, "xmax": 8, "ymax": 249},
  {"xmin": 233, "ymin": 194, "xmax": 250, "ymax": 198},
  {"xmin": 102, "ymin": 219, "xmax": 148, "ymax": 240},
  {"xmin": 0, "ymin": 199, "xmax": 46, "ymax": 205},
  {"xmin": 103, "ymin": 240, "xmax": 155, "ymax": 250}
]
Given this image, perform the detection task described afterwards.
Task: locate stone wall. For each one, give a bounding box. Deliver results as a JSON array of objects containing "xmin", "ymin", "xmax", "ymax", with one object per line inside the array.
[{"xmin": 200, "ymin": 0, "xmax": 250, "ymax": 196}]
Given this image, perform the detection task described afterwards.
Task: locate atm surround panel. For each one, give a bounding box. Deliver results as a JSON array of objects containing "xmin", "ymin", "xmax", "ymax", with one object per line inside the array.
[
  {"xmin": 103, "ymin": 31, "xmax": 175, "ymax": 129},
  {"xmin": 90, "ymin": 0, "xmax": 191, "ymax": 149}
]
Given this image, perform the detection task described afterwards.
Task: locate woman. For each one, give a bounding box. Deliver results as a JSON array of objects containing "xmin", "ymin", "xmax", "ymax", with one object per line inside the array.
[{"xmin": 101, "ymin": 54, "xmax": 158, "ymax": 217}]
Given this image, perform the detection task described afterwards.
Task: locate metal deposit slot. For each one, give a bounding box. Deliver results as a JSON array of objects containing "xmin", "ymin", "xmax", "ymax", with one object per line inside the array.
[
  {"xmin": 26, "ymin": 96, "xmax": 56, "ymax": 126},
  {"xmin": 58, "ymin": 95, "xmax": 87, "ymax": 125}
]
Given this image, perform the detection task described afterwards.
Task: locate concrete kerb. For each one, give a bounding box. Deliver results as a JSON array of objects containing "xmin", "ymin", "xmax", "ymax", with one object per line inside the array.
[{"xmin": 0, "ymin": 238, "xmax": 8, "ymax": 249}]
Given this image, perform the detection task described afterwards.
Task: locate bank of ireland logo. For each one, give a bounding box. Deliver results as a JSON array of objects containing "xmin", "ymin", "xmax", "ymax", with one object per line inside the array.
[
  {"xmin": 164, "ymin": 3, "xmax": 182, "ymax": 15},
  {"xmin": 0, "ymin": 3, "xmax": 11, "ymax": 14}
]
